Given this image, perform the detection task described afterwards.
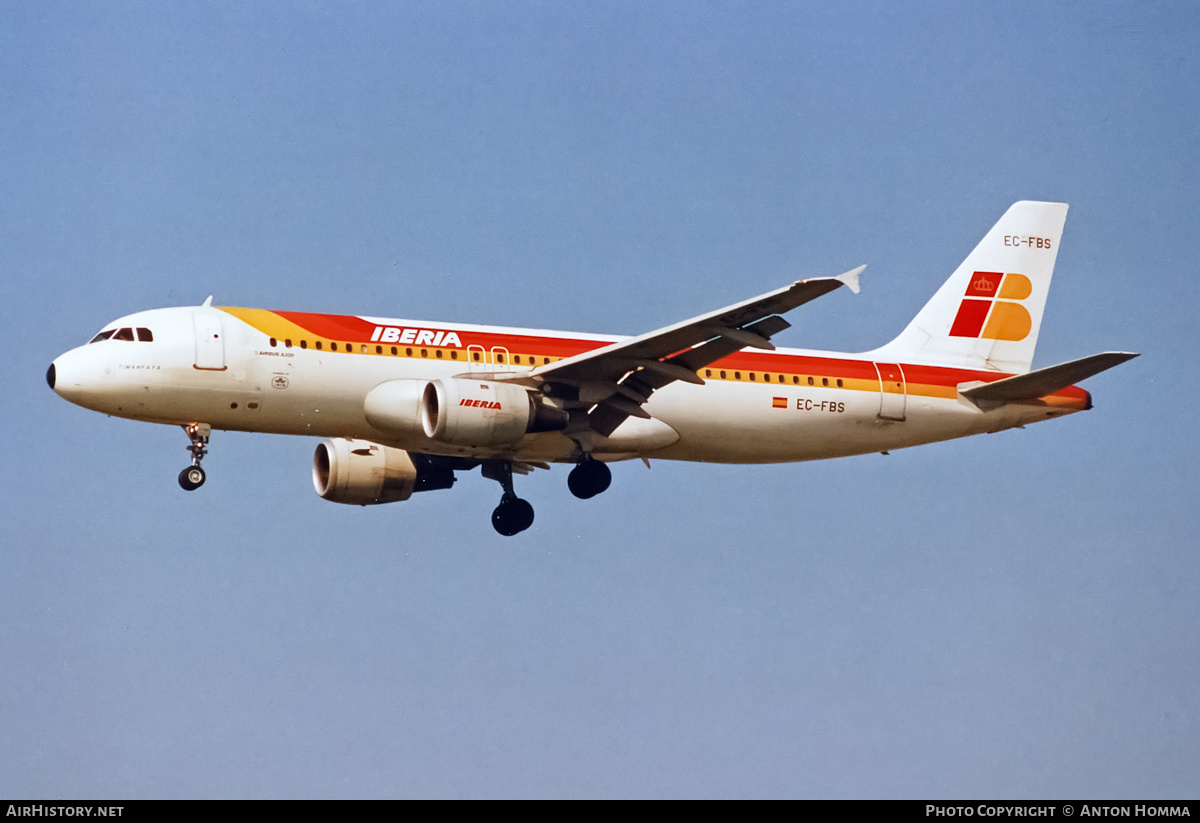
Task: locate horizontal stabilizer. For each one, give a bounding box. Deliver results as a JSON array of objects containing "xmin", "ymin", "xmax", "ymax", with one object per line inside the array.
[{"xmin": 961, "ymin": 351, "xmax": 1138, "ymax": 404}]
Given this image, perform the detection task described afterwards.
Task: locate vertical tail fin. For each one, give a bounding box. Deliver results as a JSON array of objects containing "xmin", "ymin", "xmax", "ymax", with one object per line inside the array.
[{"xmin": 870, "ymin": 201, "xmax": 1068, "ymax": 374}]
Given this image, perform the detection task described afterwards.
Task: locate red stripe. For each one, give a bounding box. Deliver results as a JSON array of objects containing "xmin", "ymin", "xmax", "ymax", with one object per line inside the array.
[
  {"xmin": 275, "ymin": 311, "xmax": 376, "ymax": 340},
  {"xmin": 261, "ymin": 310, "xmax": 1085, "ymax": 400}
]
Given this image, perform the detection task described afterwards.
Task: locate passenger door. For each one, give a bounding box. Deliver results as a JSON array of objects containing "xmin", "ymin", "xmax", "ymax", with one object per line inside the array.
[{"xmin": 193, "ymin": 310, "xmax": 226, "ymax": 371}]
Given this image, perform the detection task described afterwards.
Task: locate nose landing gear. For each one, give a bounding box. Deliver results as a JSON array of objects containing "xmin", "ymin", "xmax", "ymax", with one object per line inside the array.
[
  {"xmin": 178, "ymin": 423, "xmax": 211, "ymax": 491},
  {"xmin": 482, "ymin": 460, "xmax": 535, "ymax": 536}
]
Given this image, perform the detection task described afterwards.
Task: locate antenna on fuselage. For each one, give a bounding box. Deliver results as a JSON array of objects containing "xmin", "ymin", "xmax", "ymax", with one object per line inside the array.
[{"xmin": 201, "ymin": 296, "xmax": 214, "ymax": 308}]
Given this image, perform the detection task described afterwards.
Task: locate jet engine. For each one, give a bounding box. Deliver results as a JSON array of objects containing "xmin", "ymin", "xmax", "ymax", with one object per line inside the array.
[
  {"xmin": 312, "ymin": 438, "xmax": 454, "ymax": 505},
  {"xmin": 364, "ymin": 378, "xmax": 567, "ymax": 447},
  {"xmin": 420, "ymin": 379, "xmax": 536, "ymax": 446}
]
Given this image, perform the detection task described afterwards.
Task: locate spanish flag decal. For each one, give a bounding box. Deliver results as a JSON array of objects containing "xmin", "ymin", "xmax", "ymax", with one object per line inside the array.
[{"xmin": 772, "ymin": 397, "xmax": 788, "ymax": 409}]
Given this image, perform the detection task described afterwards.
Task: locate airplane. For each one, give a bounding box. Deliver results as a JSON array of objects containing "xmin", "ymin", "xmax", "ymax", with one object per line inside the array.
[{"xmin": 47, "ymin": 201, "xmax": 1136, "ymax": 536}]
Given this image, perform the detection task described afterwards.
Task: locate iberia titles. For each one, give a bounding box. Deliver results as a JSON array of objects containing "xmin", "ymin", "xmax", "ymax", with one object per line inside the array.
[{"xmin": 370, "ymin": 326, "xmax": 463, "ymax": 347}]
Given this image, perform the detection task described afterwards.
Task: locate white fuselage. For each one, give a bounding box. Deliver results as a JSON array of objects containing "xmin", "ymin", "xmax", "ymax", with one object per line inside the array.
[{"xmin": 50, "ymin": 305, "xmax": 1083, "ymax": 465}]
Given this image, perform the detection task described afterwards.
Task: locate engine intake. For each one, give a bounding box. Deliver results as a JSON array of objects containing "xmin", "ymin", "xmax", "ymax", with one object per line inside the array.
[{"xmin": 313, "ymin": 438, "xmax": 454, "ymax": 505}]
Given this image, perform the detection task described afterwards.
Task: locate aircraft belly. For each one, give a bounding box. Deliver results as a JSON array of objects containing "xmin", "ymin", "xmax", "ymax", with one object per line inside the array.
[{"xmin": 643, "ymin": 381, "xmax": 1032, "ymax": 464}]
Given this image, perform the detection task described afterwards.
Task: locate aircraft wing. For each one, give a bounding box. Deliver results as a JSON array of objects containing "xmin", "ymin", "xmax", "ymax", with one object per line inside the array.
[{"xmin": 521, "ymin": 267, "xmax": 864, "ymax": 437}]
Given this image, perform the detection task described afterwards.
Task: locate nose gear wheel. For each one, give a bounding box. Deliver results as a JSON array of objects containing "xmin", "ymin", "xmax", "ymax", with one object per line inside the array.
[
  {"xmin": 179, "ymin": 465, "xmax": 206, "ymax": 490},
  {"xmin": 178, "ymin": 423, "xmax": 211, "ymax": 491}
]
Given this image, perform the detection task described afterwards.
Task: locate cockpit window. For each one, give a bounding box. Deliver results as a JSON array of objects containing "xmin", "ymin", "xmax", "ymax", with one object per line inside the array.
[{"xmin": 88, "ymin": 327, "xmax": 154, "ymax": 343}]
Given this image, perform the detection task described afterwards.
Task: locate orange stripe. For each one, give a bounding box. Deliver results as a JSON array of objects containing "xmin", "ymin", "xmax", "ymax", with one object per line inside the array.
[{"xmin": 219, "ymin": 307, "xmax": 1088, "ymax": 405}]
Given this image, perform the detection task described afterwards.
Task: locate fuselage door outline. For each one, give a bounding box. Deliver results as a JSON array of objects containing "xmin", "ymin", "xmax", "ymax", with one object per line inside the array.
[
  {"xmin": 193, "ymin": 310, "xmax": 227, "ymax": 371},
  {"xmin": 875, "ymin": 361, "xmax": 906, "ymax": 421},
  {"xmin": 467, "ymin": 344, "xmax": 486, "ymax": 373}
]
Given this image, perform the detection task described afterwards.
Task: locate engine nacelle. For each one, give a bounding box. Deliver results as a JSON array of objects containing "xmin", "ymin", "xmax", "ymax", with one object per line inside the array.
[
  {"xmin": 312, "ymin": 438, "xmax": 454, "ymax": 505},
  {"xmin": 363, "ymin": 379, "xmax": 425, "ymax": 437},
  {"xmin": 364, "ymin": 377, "xmax": 568, "ymax": 446},
  {"xmin": 420, "ymin": 378, "xmax": 535, "ymax": 447}
]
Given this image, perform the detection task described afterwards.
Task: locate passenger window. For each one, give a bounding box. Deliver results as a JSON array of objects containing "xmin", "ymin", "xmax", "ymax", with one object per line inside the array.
[
  {"xmin": 704, "ymin": 369, "xmax": 711, "ymax": 377},
  {"xmin": 136, "ymin": 328, "xmax": 153, "ymax": 342},
  {"xmin": 436, "ymin": 349, "xmax": 443, "ymax": 358},
  {"xmin": 822, "ymin": 377, "xmax": 828, "ymax": 387},
  {"xmin": 807, "ymin": 377, "xmax": 814, "ymax": 386},
  {"xmin": 391, "ymin": 346, "xmax": 398, "ymax": 355},
  {"xmin": 749, "ymin": 373, "xmax": 756, "ymax": 381},
  {"xmin": 450, "ymin": 351, "xmax": 458, "ymax": 360},
  {"xmin": 300, "ymin": 340, "xmax": 307, "ymax": 349},
  {"xmin": 113, "ymin": 328, "xmax": 134, "ymax": 341},
  {"xmin": 720, "ymin": 370, "xmax": 726, "ymax": 379},
  {"xmin": 270, "ymin": 337, "xmax": 277, "ymax": 347},
  {"xmin": 473, "ymin": 352, "xmax": 481, "ymax": 362},
  {"xmin": 792, "ymin": 375, "xmax": 799, "ymax": 384},
  {"xmin": 836, "ymin": 379, "xmax": 843, "ymax": 388},
  {"xmin": 376, "ymin": 345, "xmax": 382, "ymax": 354},
  {"xmin": 285, "ymin": 339, "xmax": 292, "ymax": 348},
  {"xmin": 315, "ymin": 341, "xmax": 323, "ymax": 350},
  {"xmin": 331, "ymin": 342, "xmax": 338, "ymax": 351},
  {"xmin": 734, "ymin": 371, "xmax": 741, "ymax": 380},
  {"xmin": 406, "ymin": 347, "xmax": 413, "ymax": 356},
  {"xmin": 90, "ymin": 329, "xmax": 116, "ymax": 344}
]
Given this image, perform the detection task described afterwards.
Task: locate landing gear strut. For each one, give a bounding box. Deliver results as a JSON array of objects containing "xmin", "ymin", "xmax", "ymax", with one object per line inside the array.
[
  {"xmin": 483, "ymin": 460, "xmax": 534, "ymax": 536},
  {"xmin": 568, "ymin": 457, "xmax": 611, "ymax": 500},
  {"xmin": 178, "ymin": 423, "xmax": 211, "ymax": 491}
]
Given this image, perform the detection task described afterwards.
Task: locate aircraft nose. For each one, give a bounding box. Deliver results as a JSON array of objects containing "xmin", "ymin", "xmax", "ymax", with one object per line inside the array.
[{"xmin": 47, "ymin": 350, "xmax": 94, "ymax": 403}]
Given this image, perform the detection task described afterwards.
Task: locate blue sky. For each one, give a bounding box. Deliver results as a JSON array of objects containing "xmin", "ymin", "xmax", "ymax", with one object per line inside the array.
[{"xmin": 2, "ymin": 1, "xmax": 1197, "ymax": 798}]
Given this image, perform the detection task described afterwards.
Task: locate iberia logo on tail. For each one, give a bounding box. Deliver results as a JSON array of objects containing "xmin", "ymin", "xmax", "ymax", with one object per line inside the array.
[{"xmin": 948, "ymin": 271, "xmax": 1033, "ymax": 341}]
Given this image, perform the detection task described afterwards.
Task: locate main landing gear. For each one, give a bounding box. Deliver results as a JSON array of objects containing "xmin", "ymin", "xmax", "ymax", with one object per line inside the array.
[
  {"xmin": 178, "ymin": 423, "xmax": 211, "ymax": 491},
  {"xmin": 567, "ymin": 457, "xmax": 611, "ymax": 500},
  {"xmin": 483, "ymin": 460, "xmax": 535, "ymax": 536},
  {"xmin": 482, "ymin": 457, "xmax": 615, "ymax": 536}
]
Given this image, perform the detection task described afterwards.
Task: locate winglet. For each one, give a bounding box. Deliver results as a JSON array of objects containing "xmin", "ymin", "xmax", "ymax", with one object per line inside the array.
[
  {"xmin": 201, "ymin": 296, "xmax": 214, "ymax": 308},
  {"xmin": 835, "ymin": 265, "xmax": 865, "ymax": 295}
]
